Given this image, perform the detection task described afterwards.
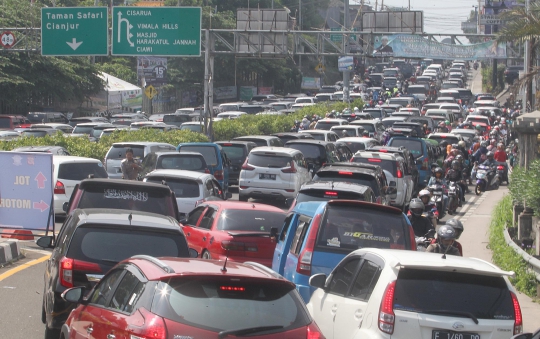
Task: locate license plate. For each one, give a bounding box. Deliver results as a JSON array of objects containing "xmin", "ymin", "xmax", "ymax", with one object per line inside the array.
[
  {"xmin": 432, "ymin": 330, "xmax": 480, "ymax": 339},
  {"xmin": 259, "ymin": 173, "xmax": 276, "ymax": 180}
]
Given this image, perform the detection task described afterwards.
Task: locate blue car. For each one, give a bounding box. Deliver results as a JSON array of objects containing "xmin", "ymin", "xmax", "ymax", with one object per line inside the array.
[
  {"xmin": 387, "ymin": 136, "xmax": 434, "ymax": 184},
  {"xmin": 272, "ymin": 199, "xmax": 415, "ymax": 302},
  {"xmin": 176, "ymin": 142, "xmax": 230, "ymax": 195}
]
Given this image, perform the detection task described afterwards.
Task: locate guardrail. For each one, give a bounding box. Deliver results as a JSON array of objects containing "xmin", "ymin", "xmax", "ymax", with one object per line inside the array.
[{"xmin": 504, "ymin": 227, "xmax": 540, "ymax": 283}]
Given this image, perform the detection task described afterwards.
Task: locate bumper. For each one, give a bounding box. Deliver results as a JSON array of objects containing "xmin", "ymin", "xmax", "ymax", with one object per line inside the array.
[
  {"xmin": 54, "ymin": 194, "xmax": 68, "ymax": 215},
  {"xmin": 390, "ymin": 191, "xmax": 405, "ymax": 207},
  {"xmin": 239, "ymin": 186, "xmax": 296, "ymax": 200}
]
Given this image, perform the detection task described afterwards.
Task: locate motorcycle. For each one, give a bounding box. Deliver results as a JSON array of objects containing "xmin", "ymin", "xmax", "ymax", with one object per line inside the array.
[
  {"xmin": 447, "ymin": 181, "xmax": 459, "ymax": 215},
  {"xmin": 497, "ymin": 163, "xmax": 509, "ymax": 184},
  {"xmin": 428, "ymin": 184, "xmax": 446, "ymax": 220},
  {"xmin": 475, "ymin": 165, "xmax": 500, "ymax": 195},
  {"xmin": 416, "ymin": 229, "xmax": 436, "ymax": 252}
]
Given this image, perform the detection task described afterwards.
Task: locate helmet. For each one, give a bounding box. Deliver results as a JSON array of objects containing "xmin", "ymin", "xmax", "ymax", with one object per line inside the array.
[
  {"xmin": 515, "ymin": 138, "xmax": 519, "ymax": 143},
  {"xmin": 434, "ymin": 167, "xmax": 444, "ymax": 177},
  {"xmin": 490, "ymin": 139, "xmax": 496, "ymax": 145},
  {"xmin": 446, "ymin": 219, "xmax": 464, "ymax": 239},
  {"xmin": 409, "ymin": 198, "xmax": 425, "ymax": 216},
  {"xmin": 354, "ymin": 106, "xmax": 359, "ymax": 111},
  {"xmin": 494, "ymin": 126, "xmax": 499, "ymax": 131},
  {"xmin": 431, "ymin": 163, "xmax": 439, "ymax": 169},
  {"xmin": 451, "ymin": 160, "xmax": 460, "ymax": 170},
  {"xmin": 458, "ymin": 141, "xmax": 466, "ymax": 148},
  {"xmin": 362, "ymin": 130, "xmax": 370, "ymax": 136},
  {"xmin": 486, "ymin": 151, "xmax": 494, "ymax": 159},
  {"xmin": 419, "ymin": 189, "xmax": 431, "ymax": 199},
  {"xmin": 476, "ymin": 125, "xmax": 483, "ymax": 130},
  {"xmin": 491, "ymin": 112, "xmax": 496, "ymax": 117},
  {"xmin": 439, "ymin": 122, "xmax": 446, "ymax": 127},
  {"xmin": 437, "ymin": 225, "xmax": 457, "ymax": 241},
  {"xmin": 304, "ymin": 115, "xmax": 309, "ymax": 119},
  {"xmin": 451, "ymin": 143, "xmax": 459, "ymax": 149},
  {"xmin": 445, "ymin": 120, "xmax": 450, "ymax": 125},
  {"xmin": 455, "ymin": 154, "xmax": 464, "ymax": 162}
]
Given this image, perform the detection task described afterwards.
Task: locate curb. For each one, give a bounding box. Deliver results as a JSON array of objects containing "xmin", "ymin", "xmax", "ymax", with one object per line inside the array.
[{"xmin": 0, "ymin": 240, "xmax": 23, "ymax": 267}]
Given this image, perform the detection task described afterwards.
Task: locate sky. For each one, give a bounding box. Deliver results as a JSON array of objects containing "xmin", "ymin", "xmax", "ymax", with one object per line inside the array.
[{"xmin": 353, "ymin": 0, "xmax": 478, "ymax": 35}]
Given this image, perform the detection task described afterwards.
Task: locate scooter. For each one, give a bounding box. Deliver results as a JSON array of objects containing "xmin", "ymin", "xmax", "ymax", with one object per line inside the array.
[
  {"xmin": 475, "ymin": 165, "xmax": 500, "ymax": 195},
  {"xmin": 447, "ymin": 181, "xmax": 459, "ymax": 215},
  {"xmin": 428, "ymin": 184, "xmax": 446, "ymax": 220},
  {"xmin": 496, "ymin": 163, "xmax": 509, "ymax": 184}
]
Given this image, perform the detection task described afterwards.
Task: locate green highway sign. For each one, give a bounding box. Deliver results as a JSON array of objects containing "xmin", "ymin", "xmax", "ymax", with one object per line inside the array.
[
  {"xmin": 41, "ymin": 7, "xmax": 108, "ymax": 56},
  {"xmin": 112, "ymin": 7, "xmax": 201, "ymax": 56}
]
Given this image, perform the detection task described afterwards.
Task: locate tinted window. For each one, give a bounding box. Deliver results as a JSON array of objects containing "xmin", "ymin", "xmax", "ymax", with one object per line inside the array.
[
  {"xmin": 107, "ymin": 146, "xmax": 145, "ymax": 160},
  {"xmin": 72, "ymin": 126, "xmax": 94, "ymax": 135},
  {"xmin": 217, "ymin": 209, "xmax": 285, "ymax": 232},
  {"xmin": 313, "ymin": 172, "xmax": 379, "ymax": 195},
  {"xmin": 394, "ymin": 269, "xmax": 514, "ymax": 320},
  {"xmin": 163, "ymin": 115, "xmax": 191, "ymax": 123},
  {"xmin": 316, "ymin": 205, "xmax": 409, "ymax": 252},
  {"xmin": 388, "ymin": 139, "xmax": 423, "ymax": 158},
  {"xmin": 407, "ymin": 87, "xmax": 426, "ymax": 94},
  {"xmin": 220, "ymin": 145, "xmax": 246, "ymax": 160},
  {"xmin": 180, "ymin": 124, "xmax": 203, "ymax": 132},
  {"xmin": 21, "ymin": 130, "xmax": 47, "ymax": 137},
  {"xmin": 109, "ymin": 271, "xmax": 142, "ymax": 312},
  {"xmin": 352, "ymin": 158, "xmax": 397, "ymax": 176},
  {"xmin": 354, "ymin": 123, "xmax": 375, "ymax": 132},
  {"xmin": 336, "ymin": 141, "xmax": 366, "ymax": 153},
  {"xmin": 308, "ymin": 133, "xmax": 326, "ymax": 141},
  {"xmin": 236, "ymin": 138, "xmax": 268, "ymax": 147},
  {"xmin": 286, "ymin": 144, "xmax": 324, "ymax": 159},
  {"xmin": 328, "ymin": 258, "xmax": 360, "ymax": 296},
  {"xmin": 0, "ymin": 118, "xmax": 11, "ymax": 129},
  {"xmin": 68, "ymin": 227, "xmax": 189, "ymax": 263},
  {"xmin": 179, "ymin": 146, "xmax": 218, "ymax": 166},
  {"xmin": 27, "ymin": 113, "xmax": 49, "ymax": 123},
  {"xmin": 363, "ymin": 110, "xmax": 382, "ymax": 119},
  {"xmin": 58, "ymin": 162, "xmax": 108, "ymax": 180},
  {"xmin": 152, "ymin": 278, "xmax": 310, "ymax": 333},
  {"xmin": 316, "ymin": 121, "xmax": 341, "ymax": 130},
  {"xmin": 388, "ymin": 99, "xmax": 411, "ymax": 107},
  {"xmin": 90, "ymin": 269, "xmax": 123, "ymax": 306},
  {"xmin": 247, "ymin": 153, "xmax": 292, "ymax": 168},
  {"xmin": 428, "ymin": 136, "xmax": 460, "ymax": 145},
  {"xmin": 349, "ymin": 260, "xmax": 381, "ymax": 301},
  {"xmin": 157, "ymin": 155, "xmax": 206, "ymax": 171},
  {"xmin": 146, "ymin": 177, "xmax": 200, "ymax": 198}
]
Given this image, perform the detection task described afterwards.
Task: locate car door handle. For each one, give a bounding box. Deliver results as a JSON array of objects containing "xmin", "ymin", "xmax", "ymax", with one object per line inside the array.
[
  {"xmin": 107, "ymin": 334, "xmax": 116, "ymax": 339},
  {"xmin": 187, "ymin": 232, "xmax": 190, "ymax": 236},
  {"xmin": 86, "ymin": 326, "xmax": 93, "ymax": 334},
  {"xmin": 354, "ymin": 310, "xmax": 363, "ymax": 320},
  {"xmin": 331, "ymin": 305, "xmax": 338, "ymax": 314},
  {"xmin": 202, "ymin": 236, "xmax": 207, "ymax": 241}
]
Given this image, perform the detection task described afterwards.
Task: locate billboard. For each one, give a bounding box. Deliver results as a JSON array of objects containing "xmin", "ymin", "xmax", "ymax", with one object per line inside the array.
[
  {"xmin": 214, "ymin": 86, "xmax": 237, "ymax": 100},
  {"xmin": 373, "ymin": 34, "xmax": 506, "ymax": 60},
  {"xmin": 362, "ymin": 11, "xmax": 423, "ymax": 33},
  {"xmin": 0, "ymin": 152, "xmax": 54, "ymax": 231},
  {"xmin": 338, "ymin": 56, "xmax": 354, "ymax": 72},
  {"xmin": 138, "ymin": 57, "xmax": 168, "ymax": 85},
  {"xmin": 301, "ymin": 77, "xmax": 321, "ymax": 90}
]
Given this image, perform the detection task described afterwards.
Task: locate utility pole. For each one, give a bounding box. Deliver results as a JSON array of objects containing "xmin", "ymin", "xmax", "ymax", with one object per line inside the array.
[
  {"xmin": 524, "ymin": 0, "xmax": 531, "ymax": 110},
  {"xmin": 477, "ymin": 0, "xmax": 481, "ymax": 34},
  {"xmin": 204, "ymin": 29, "xmax": 215, "ymax": 141},
  {"xmin": 343, "ymin": 0, "xmax": 350, "ymax": 104}
]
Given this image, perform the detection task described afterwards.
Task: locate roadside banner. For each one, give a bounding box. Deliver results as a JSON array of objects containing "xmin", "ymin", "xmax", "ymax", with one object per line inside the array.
[
  {"xmin": 301, "ymin": 77, "xmax": 321, "ymax": 90},
  {"xmin": 239, "ymin": 86, "xmax": 256, "ymax": 101},
  {"xmin": 137, "ymin": 56, "xmax": 168, "ymax": 85},
  {"xmin": 372, "ymin": 34, "xmax": 506, "ymax": 60},
  {"xmin": 258, "ymin": 87, "xmax": 273, "ymax": 95},
  {"xmin": 0, "ymin": 152, "xmax": 54, "ymax": 231},
  {"xmin": 214, "ymin": 86, "xmax": 237, "ymax": 100},
  {"xmin": 338, "ymin": 56, "xmax": 354, "ymax": 72}
]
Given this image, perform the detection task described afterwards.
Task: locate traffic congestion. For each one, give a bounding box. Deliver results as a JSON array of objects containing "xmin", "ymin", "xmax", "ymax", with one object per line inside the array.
[{"xmin": 0, "ymin": 59, "xmax": 533, "ymax": 339}]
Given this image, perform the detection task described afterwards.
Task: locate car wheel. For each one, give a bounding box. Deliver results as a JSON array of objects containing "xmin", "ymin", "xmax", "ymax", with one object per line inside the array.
[
  {"xmin": 239, "ymin": 195, "xmax": 248, "ymax": 202},
  {"xmin": 41, "ymin": 304, "xmax": 46, "ymax": 324},
  {"xmin": 44, "ymin": 326, "xmax": 60, "ymax": 339},
  {"xmin": 202, "ymin": 251, "xmax": 211, "ymax": 259}
]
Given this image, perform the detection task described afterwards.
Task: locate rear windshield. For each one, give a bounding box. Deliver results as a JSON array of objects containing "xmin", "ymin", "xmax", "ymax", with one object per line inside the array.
[
  {"xmin": 248, "ymin": 153, "xmax": 292, "ymax": 168},
  {"xmin": 158, "ymin": 154, "xmax": 206, "ymax": 171},
  {"xmin": 337, "ymin": 141, "xmax": 365, "ymax": 153},
  {"xmin": 355, "ymin": 124, "xmax": 375, "ymax": 132},
  {"xmin": 27, "ymin": 113, "xmax": 48, "ymax": 123},
  {"xmin": 389, "ymin": 139, "xmax": 423, "ymax": 158},
  {"xmin": 313, "ymin": 172, "xmax": 379, "ymax": 195},
  {"xmin": 58, "ymin": 163, "xmax": 107, "ymax": 180},
  {"xmin": 180, "ymin": 124, "xmax": 203, "ymax": 132},
  {"xmin": 308, "ymin": 133, "xmax": 325, "ymax": 141},
  {"xmin": 363, "ymin": 110, "xmax": 382, "ymax": 119},
  {"xmin": 163, "ymin": 115, "xmax": 192, "ymax": 123},
  {"xmin": 179, "ymin": 146, "xmax": 218, "ymax": 166},
  {"xmin": 296, "ymin": 189, "xmax": 367, "ymax": 204},
  {"xmin": 407, "ymin": 87, "xmax": 426, "ymax": 94},
  {"xmin": 237, "ymin": 138, "xmax": 268, "ymax": 147},
  {"xmin": 286, "ymin": 144, "xmax": 324, "ymax": 160},
  {"xmin": 67, "ymin": 226, "xmax": 188, "ymax": 264},
  {"xmin": 352, "ymin": 158, "xmax": 396, "ymax": 176},
  {"xmin": 107, "ymin": 146, "xmax": 145, "ymax": 160},
  {"xmin": 428, "ymin": 136, "xmax": 459, "ymax": 145},
  {"xmin": 146, "ymin": 177, "xmax": 200, "ymax": 198},
  {"xmin": 72, "ymin": 126, "xmax": 94, "ymax": 135},
  {"xmin": 0, "ymin": 118, "xmax": 11, "ymax": 129},
  {"xmin": 316, "ymin": 121, "xmax": 341, "ymax": 130},
  {"xmin": 152, "ymin": 277, "xmax": 310, "ymax": 334},
  {"xmin": 217, "ymin": 209, "xmax": 285, "ymax": 231},
  {"xmin": 394, "ymin": 269, "xmax": 514, "ymax": 320},
  {"xmin": 219, "ymin": 145, "xmax": 246, "ymax": 160},
  {"xmin": 77, "ymin": 186, "xmax": 174, "ymax": 216},
  {"xmin": 316, "ymin": 205, "xmax": 409, "ymax": 252},
  {"xmin": 382, "ymin": 120, "xmax": 398, "ymax": 128},
  {"xmin": 388, "ymin": 99, "xmax": 410, "ymax": 107},
  {"xmin": 22, "ymin": 130, "xmax": 47, "ymax": 137}
]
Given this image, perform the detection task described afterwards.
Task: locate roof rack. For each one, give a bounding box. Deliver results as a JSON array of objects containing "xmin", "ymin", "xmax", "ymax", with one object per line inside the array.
[
  {"xmin": 131, "ymin": 255, "xmax": 175, "ymax": 274},
  {"xmin": 244, "ymin": 261, "xmax": 284, "ymax": 280}
]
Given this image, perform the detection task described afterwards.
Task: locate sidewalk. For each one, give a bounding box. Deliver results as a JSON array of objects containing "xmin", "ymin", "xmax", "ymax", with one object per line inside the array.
[{"xmin": 458, "ymin": 187, "xmax": 540, "ymax": 332}]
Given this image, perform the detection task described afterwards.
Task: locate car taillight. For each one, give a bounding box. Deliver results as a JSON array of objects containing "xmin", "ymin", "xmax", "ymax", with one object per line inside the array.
[
  {"xmin": 204, "ymin": 168, "xmax": 210, "ymax": 174},
  {"xmin": 396, "ymin": 165, "xmax": 403, "ymax": 178},
  {"xmin": 368, "ymin": 158, "xmax": 382, "ymax": 162},
  {"xmin": 378, "ymin": 281, "xmax": 397, "ymax": 334},
  {"xmin": 54, "ymin": 181, "xmax": 65, "ymax": 194},
  {"xmin": 296, "ymin": 214, "xmax": 321, "ymax": 276},
  {"xmin": 195, "ymin": 199, "xmax": 204, "ymax": 207},
  {"xmin": 214, "ymin": 170, "xmax": 224, "ymax": 180},
  {"xmin": 241, "ymin": 158, "xmax": 254, "ymax": 171},
  {"xmin": 306, "ymin": 322, "xmax": 325, "ymax": 339},
  {"xmin": 510, "ymin": 291, "xmax": 523, "ymax": 334},
  {"xmin": 131, "ymin": 308, "xmax": 167, "ymax": 339},
  {"xmin": 338, "ymin": 171, "xmax": 353, "ymax": 175},
  {"xmin": 221, "ymin": 241, "xmax": 245, "ymax": 251},
  {"xmin": 282, "ymin": 161, "xmax": 297, "ymax": 173},
  {"xmin": 420, "ymin": 157, "xmax": 428, "ymax": 170},
  {"xmin": 59, "ymin": 257, "xmax": 101, "ymax": 288},
  {"xmin": 497, "ymin": 165, "xmax": 504, "ymax": 170}
]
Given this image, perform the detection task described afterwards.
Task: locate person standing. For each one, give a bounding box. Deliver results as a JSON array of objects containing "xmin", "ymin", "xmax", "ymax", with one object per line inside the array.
[{"xmin": 121, "ymin": 148, "xmax": 142, "ymax": 180}]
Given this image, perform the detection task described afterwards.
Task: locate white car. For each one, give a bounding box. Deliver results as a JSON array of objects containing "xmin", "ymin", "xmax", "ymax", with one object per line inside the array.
[
  {"xmin": 330, "ymin": 125, "xmax": 366, "ymax": 137},
  {"xmin": 53, "ymin": 156, "xmax": 108, "ymax": 215},
  {"xmin": 307, "ymin": 248, "xmax": 523, "ymax": 339},
  {"xmin": 239, "ymin": 147, "xmax": 311, "ymax": 205},
  {"xmin": 143, "ymin": 169, "xmax": 229, "ymax": 217},
  {"xmin": 299, "ymin": 129, "xmax": 340, "ymax": 142}
]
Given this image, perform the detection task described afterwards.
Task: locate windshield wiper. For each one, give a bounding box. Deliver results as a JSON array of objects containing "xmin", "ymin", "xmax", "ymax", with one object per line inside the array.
[
  {"xmin": 423, "ymin": 310, "xmax": 479, "ymax": 324},
  {"xmin": 218, "ymin": 325, "xmax": 284, "ymax": 338}
]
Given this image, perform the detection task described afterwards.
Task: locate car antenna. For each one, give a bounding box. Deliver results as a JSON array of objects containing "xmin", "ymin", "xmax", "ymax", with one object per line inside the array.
[
  {"xmin": 128, "ymin": 213, "xmax": 132, "ymax": 226},
  {"xmin": 441, "ymin": 242, "xmax": 450, "ymax": 259},
  {"xmin": 221, "ymin": 257, "xmax": 228, "ymax": 272}
]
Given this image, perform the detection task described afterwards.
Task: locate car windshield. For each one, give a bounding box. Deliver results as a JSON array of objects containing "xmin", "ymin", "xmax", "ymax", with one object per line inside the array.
[
  {"xmin": 316, "ymin": 205, "xmax": 408, "ymax": 252},
  {"xmin": 394, "ymin": 269, "xmax": 514, "ymax": 320},
  {"xmin": 354, "ymin": 124, "xmax": 375, "ymax": 132},
  {"xmin": 58, "ymin": 163, "xmax": 107, "ymax": 180},
  {"xmin": 336, "ymin": 141, "xmax": 366, "ymax": 153},
  {"xmin": 106, "ymin": 146, "xmax": 145, "ymax": 160},
  {"xmin": 151, "ymin": 277, "xmax": 310, "ymax": 334},
  {"xmin": 248, "ymin": 153, "xmax": 292, "ymax": 168},
  {"xmin": 389, "ymin": 139, "xmax": 423, "ymax": 158},
  {"xmin": 158, "ymin": 155, "xmax": 206, "ymax": 171},
  {"xmin": 67, "ymin": 226, "xmax": 188, "ymax": 265},
  {"xmin": 429, "ymin": 136, "xmax": 460, "ymax": 145},
  {"xmin": 217, "ymin": 209, "xmax": 284, "ymax": 231},
  {"xmin": 313, "ymin": 172, "xmax": 379, "ymax": 195},
  {"xmin": 179, "ymin": 146, "xmax": 218, "ymax": 166},
  {"xmin": 286, "ymin": 144, "xmax": 324, "ymax": 160},
  {"xmin": 219, "ymin": 145, "xmax": 246, "ymax": 161},
  {"xmin": 316, "ymin": 121, "xmax": 341, "ymax": 130},
  {"xmin": 352, "ymin": 158, "xmax": 397, "ymax": 176},
  {"xmin": 146, "ymin": 177, "xmax": 200, "ymax": 198}
]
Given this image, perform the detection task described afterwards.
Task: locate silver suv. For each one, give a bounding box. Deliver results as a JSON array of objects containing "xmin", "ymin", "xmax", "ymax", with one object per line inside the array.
[{"xmin": 104, "ymin": 142, "xmax": 176, "ymax": 179}]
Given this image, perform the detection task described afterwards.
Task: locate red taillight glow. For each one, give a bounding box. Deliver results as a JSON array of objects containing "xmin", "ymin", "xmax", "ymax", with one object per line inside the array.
[
  {"xmin": 511, "ymin": 291, "xmax": 523, "ymax": 334},
  {"xmin": 54, "ymin": 181, "xmax": 65, "ymax": 194},
  {"xmin": 282, "ymin": 161, "xmax": 297, "ymax": 173},
  {"xmin": 59, "ymin": 257, "xmax": 101, "ymax": 288},
  {"xmin": 241, "ymin": 158, "xmax": 254, "ymax": 171},
  {"xmin": 214, "ymin": 170, "xmax": 224, "ymax": 180},
  {"xmin": 497, "ymin": 166, "xmax": 504, "ymax": 170},
  {"xmin": 324, "ymin": 191, "xmax": 338, "ymax": 196},
  {"xmin": 368, "ymin": 158, "xmax": 382, "ymax": 162},
  {"xmin": 134, "ymin": 308, "xmax": 167, "ymax": 339},
  {"xmin": 379, "ymin": 149, "xmax": 388, "ymax": 152},
  {"xmin": 338, "ymin": 171, "xmax": 353, "ymax": 175},
  {"xmin": 378, "ymin": 281, "xmax": 397, "ymax": 334},
  {"xmin": 222, "ymin": 143, "xmax": 233, "ymax": 146},
  {"xmin": 396, "ymin": 167, "xmax": 403, "ymax": 178},
  {"xmin": 440, "ymin": 135, "xmax": 446, "ymax": 138},
  {"xmin": 421, "ymin": 157, "xmax": 428, "ymax": 170},
  {"xmin": 296, "ymin": 214, "xmax": 321, "ymax": 276},
  {"xmin": 307, "ymin": 322, "xmax": 325, "ymax": 339},
  {"xmin": 219, "ymin": 286, "xmax": 246, "ymax": 292}
]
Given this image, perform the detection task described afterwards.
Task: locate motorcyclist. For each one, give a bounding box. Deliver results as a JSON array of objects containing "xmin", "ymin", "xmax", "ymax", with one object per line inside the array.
[
  {"xmin": 494, "ymin": 143, "xmax": 507, "ymax": 162},
  {"xmin": 481, "ymin": 151, "xmax": 498, "ymax": 185},
  {"xmin": 418, "ymin": 189, "xmax": 438, "ymax": 227},
  {"xmin": 457, "ymin": 141, "xmax": 469, "ymax": 162},
  {"xmin": 428, "ymin": 84, "xmax": 437, "ymax": 102},
  {"xmin": 407, "ymin": 198, "xmax": 435, "ymax": 237},
  {"xmin": 426, "ymin": 225, "xmax": 462, "ymax": 256},
  {"xmin": 445, "ymin": 160, "xmax": 466, "ymax": 206},
  {"xmin": 427, "ymin": 167, "xmax": 449, "ymax": 213},
  {"xmin": 445, "ymin": 218, "xmax": 464, "ymax": 255},
  {"xmin": 472, "ymin": 141, "xmax": 488, "ymax": 163}
]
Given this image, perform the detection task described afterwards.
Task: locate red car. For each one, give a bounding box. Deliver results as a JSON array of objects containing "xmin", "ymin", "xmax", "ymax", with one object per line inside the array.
[
  {"xmin": 180, "ymin": 201, "xmax": 285, "ymax": 267},
  {"xmin": 60, "ymin": 256, "xmax": 325, "ymax": 339}
]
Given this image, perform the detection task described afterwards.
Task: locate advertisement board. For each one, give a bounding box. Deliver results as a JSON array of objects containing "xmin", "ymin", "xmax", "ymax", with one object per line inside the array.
[
  {"xmin": 338, "ymin": 56, "xmax": 354, "ymax": 72},
  {"xmin": 0, "ymin": 152, "xmax": 54, "ymax": 231},
  {"xmin": 214, "ymin": 86, "xmax": 237, "ymax": 100},
  {"xmin": 138, "ymin": 57, "xmax": 167, "ymax": 85},
  {"xmin": 301, "ymin": 77, "xmax": 321, "ymax": 90}
]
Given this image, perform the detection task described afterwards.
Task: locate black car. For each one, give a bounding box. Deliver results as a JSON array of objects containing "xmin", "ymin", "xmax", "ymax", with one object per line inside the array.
[
  {"xmin": 215, "ymin": 140, "xmax": 257, "ymax": 186},
  {"xmin": 405, "ymin": 116, "xmax": 436, "ymax": 133},
  {"xmin": 284, "ymin": 139, "xmax": 340, "ymax": 173},
  {"xmin": 392, "ymin": 121, "xmax": 426, "ymax": 138},
  {"xmin": 38, "ymin": 209, "xmax": 195, "ymax": 339},
  {"xmin": 504, "ymin": 65, "xmax": 523, "ymax": 84},
  {"xmin": 292, "ymin": 181, "xmax": 375, "ymax": 207},
  {"xmin": 139, "ymin": 151, "xmax": 210, "ymax": 178}
]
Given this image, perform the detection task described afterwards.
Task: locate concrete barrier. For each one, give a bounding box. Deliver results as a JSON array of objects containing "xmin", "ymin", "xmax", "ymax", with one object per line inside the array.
[{"xmin": 0, "ymin": 240, "xmax": 22, "ymax": 266}]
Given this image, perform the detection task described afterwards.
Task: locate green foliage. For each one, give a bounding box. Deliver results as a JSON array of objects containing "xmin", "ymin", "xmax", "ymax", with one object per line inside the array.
[
  {"xmin": 509, "ymin": 160, "xmax": 540, "ymax": 215},
  {"xmin": 489, "ymin": 195, "xmax": 538, "ymax": 297},
  {"xmin": 481, "ymin": 63, "xmax": 505, "ymax": 94},
  {"xmin": 97, "ymin": 58, "xmax": 138, "ymax": 85}
]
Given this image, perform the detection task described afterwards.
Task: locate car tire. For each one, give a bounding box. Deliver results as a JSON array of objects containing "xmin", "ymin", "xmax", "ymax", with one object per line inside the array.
[
  {"xmin": 239, "ymin": 195, "xmax": 248, "ymax": 202},
  {"xmin": 41, "ymin": 304, "xmax": 46, "ymax": 324},
  {"xmin": 44, "ymin": 326, "xmax": 60, "ymax": 339},
  {"xmin": 202, "ymin": 250, "xmax": 211, "ymax": 259}
]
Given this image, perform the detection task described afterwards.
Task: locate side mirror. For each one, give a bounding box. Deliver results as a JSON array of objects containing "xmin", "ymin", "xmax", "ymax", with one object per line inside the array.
[
  {"xmin": 62, "ymin": 202, "xmax": 68, "ymax": 212},
  {"xmin": 386, "ymin": 186, "xmax": 397, "ymax": 195},
  {"xmin": 270, "ymin": 227, "xmax": 279, "ymax": 241},
  {"xmin": 36, "ymin": 236, "xmax": 54, "ymax": 249},
  {"xmin": 61, "ymin": 287, "xmax": 85, "ymax": 304},
  {"xmin": 309, "ymin": 273, "xmax": 328, "ymax": 289},
  {"xmin": 189, "ymin": 248, "xmax": 199, "ymax": 258}
]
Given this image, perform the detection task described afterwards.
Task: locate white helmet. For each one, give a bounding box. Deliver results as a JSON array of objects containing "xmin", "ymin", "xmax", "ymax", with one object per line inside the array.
[{"xmin": 419, "ymin": 189, "xmax": 431, "ymax": 198}]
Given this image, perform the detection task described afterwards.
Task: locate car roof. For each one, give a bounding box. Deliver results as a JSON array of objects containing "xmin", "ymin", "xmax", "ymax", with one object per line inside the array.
[
  {"xmin": 317, "ymin": 118, "xmax": 348, "ymax": 123},
  {"xmin": 12, "ymin": 145, "xmax": 64, "ymax": 151},
  {"xmin": 300, "ymin": 180, "xmax": 371, "ymax": 193},
  {"xmin": 250, "ymin": 146, "xmax": 301, "ymax": 155},
  {"xmin": 299, "ymin": 129, "xmax": 335, "ymax": 135},
  {"xmin": 428, "ymin": 133, "xmax": 460, "ymax": 138},
  {"xmin": 52, "ymin": 155, "xmax": 101, "ymax": 164},
  {"xmin": 198, "ymin": 200, "xmax": 284, "ymax": 212},
  {"xmin": 216, "ymin": 140, "xmax": 257, "ymax": 147},
  {"xmin": 145, "ymin": 169, "xmax": 212, "ymax": 180},
  {"xmin": 72, "ymin": 208, "xmax": 180, "ymax": 230},
  {"xmin": 234, "ymin": 135, "xmax": 279, "ymax": 140},
  {"xmin": 79, "ymin": 178, "xmax": 172, "ymax": 191},
  {"xmin": 284, "ymin": 139, "xmax": 331, "ymax": 146},
  {"xmin": 353, "ymin": 151, "xmax": 399, "ymax": 160},
  {"xmin": 347, "ymin": 248, "xmax": 514, "ymax": 277},
  {"xmin": 112, "ymin": 142, "xmax": 174, "ymax": 147},
  {"xmin": 319, "ymin": 162, "xmax": 382, "ymax": 174},
  {"xmin": 336, "ymin": 137, "xmax": 378, "ymax": 143}
]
